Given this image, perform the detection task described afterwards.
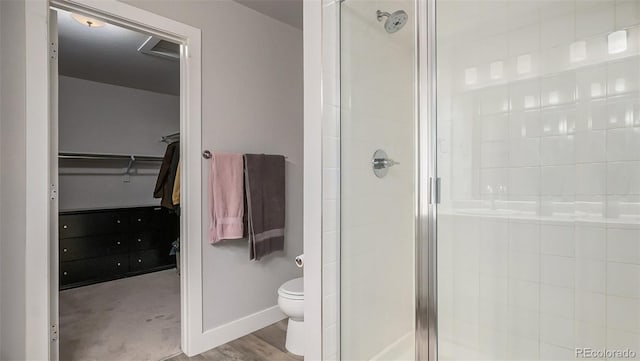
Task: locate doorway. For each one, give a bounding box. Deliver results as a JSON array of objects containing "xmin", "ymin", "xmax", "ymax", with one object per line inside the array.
[
  {"xmin": 52, "ymin": 7, "xmax": 182, "ymax": 360},
  {"xmin": 45, "ymin": 1, "xmax": 203, "ymax": 359}
]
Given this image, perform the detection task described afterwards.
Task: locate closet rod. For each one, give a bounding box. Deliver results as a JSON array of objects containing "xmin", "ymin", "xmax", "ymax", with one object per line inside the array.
[
  {"xmin": 59, "ymin": 152, "xmax": 164, "ymax": 162},
  {"xmin": 161, "ymin": 132, "xmax": 180, "ymax": 143}
]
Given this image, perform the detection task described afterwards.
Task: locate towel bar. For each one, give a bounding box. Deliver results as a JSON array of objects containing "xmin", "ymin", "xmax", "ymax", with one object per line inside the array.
[{"xmin": 202, "ymin": 150, "xmax": 287, "ymax": 160}]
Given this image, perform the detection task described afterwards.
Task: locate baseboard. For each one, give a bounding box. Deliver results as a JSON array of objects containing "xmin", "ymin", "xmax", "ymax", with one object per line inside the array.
[{"xmin": 188, "ymin": 305, "xmax": 286, "ymax": 356}]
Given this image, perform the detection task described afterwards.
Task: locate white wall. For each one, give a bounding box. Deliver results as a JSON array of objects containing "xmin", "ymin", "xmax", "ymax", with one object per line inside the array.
[
  {"xmin": 304, "ymin": 0, "xmax": 324, "ymax": 359},
  {"xmin": 121, "ymin": 0, "xmax": 303, "ymax": 333},
  {"xmin": 0, "ymin": 0, "xmax": 27, "ymax": 359},
  {"xmin": 0, "ymin": 0, "xmax": 302, "ymax": 357},
  {"xmin": 0, "ymin": 0, "xmax": 4, "ymax": 354},
  {"xmin": 0, "ymin": 0, "xmax": 4, "ymax": 356},
  {"xmin": 58, "ymin": 76, "xmax": 179, "ymax": 211}
]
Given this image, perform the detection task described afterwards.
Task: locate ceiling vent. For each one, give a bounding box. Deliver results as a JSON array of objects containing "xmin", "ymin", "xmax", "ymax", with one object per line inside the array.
[{"xmin": 138, "ymin": 36, "xmax": 180, "ymax": 61}]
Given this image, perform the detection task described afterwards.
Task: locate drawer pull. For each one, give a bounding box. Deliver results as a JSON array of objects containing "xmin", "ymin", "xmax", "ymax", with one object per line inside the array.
[
  {"xmin": 117, "ymin": 262, "xmax": 121, "ymax": 267},
  {"xmin": 138, "ymin": 259, "xmax": 142, "ymax": 263},
  {"xmin": 137, "ymin": 239, "xmax": 142, "ymax": 243},
  {"xmin": 63, "ymin": 271, "xmax": 68, "ymax": 276},
  {"xmin": 116, "ymin": 219, "xmax": 121, "ymax": 224},
  {"xmin": 117, "ymin": 241, "xmax": 121, "ymax": 245},
  {"xmin": 63, "ymin": 225, "xmax": 68, "ymax": 229},
  {"xmin": 137, "ymin": 218, "xmax": 142, "ymax": 222},
  {"xmin": 63, "ymin": 248, "xmax": 68, "ymax": 253}
]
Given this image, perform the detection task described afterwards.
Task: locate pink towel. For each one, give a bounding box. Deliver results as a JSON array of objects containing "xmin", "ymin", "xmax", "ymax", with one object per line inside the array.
[{"xmin": 209, "ymin": 152, "xmax": 244, "ymax": 243}]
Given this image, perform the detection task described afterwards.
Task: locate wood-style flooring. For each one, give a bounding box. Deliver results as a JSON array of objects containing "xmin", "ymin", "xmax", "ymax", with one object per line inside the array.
[{"xmin": 166, "ymin": 320, "xmax": 303, "ymax": 361}]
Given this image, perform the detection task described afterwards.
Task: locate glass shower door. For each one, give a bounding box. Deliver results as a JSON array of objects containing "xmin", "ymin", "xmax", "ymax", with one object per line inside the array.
[
  {"xmin": 436, "ymin": 1, "xmax": 640, "ymax": 360},
  {"xmin": 339, "ymin": 0, "xmax": 417, "ymax": 360}
]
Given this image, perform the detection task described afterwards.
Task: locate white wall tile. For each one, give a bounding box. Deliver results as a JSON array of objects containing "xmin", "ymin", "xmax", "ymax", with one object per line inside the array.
[
  {"xmin": 508, "ymin": 24, "xmax": 540, "ymax": 57},
  {"xmin": 481, "ymin": 141, "xmax": 510, "ymax": 167},
  {"xmin": 508, "ymin": 279, "xmax": 540, "ymax": 312},
  {"xmin": 607, "ymin": 227, "xmax": 640, "ymax": 264},
  {"xmin": 608, "ymin": 60, "xmax": 639, "ymax": 96},
  {"xmin": 509, "ymin": 138, "xmax": 540, "ymax": 167},
  {"xmin": 575, "ymin": 163, "xmax": 607, "ymax": 195},
  {"xmin": 509, "ymin": 222, "xmax": 540, "ymax": 254},
  {"xmin": 541, "ymin": 107, "xmax": 576, "ymax": 136},
  {"xmin": 607, "ymin": 295, "xmax": 640, "ymax": 333},
  {"xmin": 481, "ymin": 114, "xmax": 510, "ymax": 141},
  {"xmin": 540, "ymin": 316, "xmax": 575, "ymax": 349},
  {"xmin": 541, "ymin": 224, "xmax": 575, "ymax": 257},
  {"xmin": 576, "ymin": 226, "xmax": 606, "ymax": 260},
  {"xmin": 576, "ymin": 258, "xmax": 606, "ymax": 293},
  {"xmin": 577, "ymin": 66, "xmax": 607, "ymax": 101},
  {"xmin": 576, "ymin": 100, "xmax": 607, "ymax": 131},
  {"xmin": 541, "ymin": 166, "xmax": 575, "ymax": 196},
  {"xmin": 606, "ymin": 97, "xmax": 640, "ymax": 129},
  {"xmin": 541, "ymin": 135, "xmax": 575, "ymax": 165},
  {"xmin": 323, "ymin": 230, "xmax": 338, "ymax": 264},
  {"xmin": 607, "ymin": 128, "xmax": 640, "ymax": 162},
  {"xmin": 576, "ymin": 2, "xmax": 615, "ymax": 39},
  {"xmin": 607, "ymin": 262, "xmax": 640, "ymax": 298},
  {"xmin": 575, "ymin": 291, "xmax": 606, "ymax": 326},
  {"xmin": 615, "ymin": 0, "xmax": 640, "ymax": 28},
  {"xmin": 607, "ymin": 161, "xmax": 640, "ymax": 195},
  {"xmin": 575, "ymin": 131, "xmax": 607, "ymax": 163},
  {"xmin": 510, "ymin": 110, "xmax": 541, "ymax": 138},
  {"xmin": 541, "ymin": 255, "xmax": 575, "ymax": 288},
  {"xmin": 509, "ymin": 167, "xmax": 540, "ymax": 196},
  {"xmin": 541, "ymin": 284, "xmax": 574, "ymax": 319},
  {"xmin": 509, "ymin": 252, "xmax": 540, "ymax": 282},
  {"xmin": 541, "ymin": 14, "xmax": 574, "ymax": 49},
  {"xmin": 575, "ymin": 321, "xmax": 606, "ymax": 349}
]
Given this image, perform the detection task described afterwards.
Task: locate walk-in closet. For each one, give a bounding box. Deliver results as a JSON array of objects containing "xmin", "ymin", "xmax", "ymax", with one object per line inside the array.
[{"xmin": 54, "ymin": 9, "xmax": 182, "ymax": 360}]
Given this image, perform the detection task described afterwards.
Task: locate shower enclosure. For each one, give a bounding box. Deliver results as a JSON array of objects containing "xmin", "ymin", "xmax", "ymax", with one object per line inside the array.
[{"xmin": 322, "ymin": 0, "xmax": 640, "ymax": 360}]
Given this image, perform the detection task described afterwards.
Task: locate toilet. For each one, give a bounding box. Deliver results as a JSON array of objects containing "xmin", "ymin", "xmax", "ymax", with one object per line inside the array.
[{"xmin": 278, "ymin": 277, "xmax": 304, "ymax": 356}]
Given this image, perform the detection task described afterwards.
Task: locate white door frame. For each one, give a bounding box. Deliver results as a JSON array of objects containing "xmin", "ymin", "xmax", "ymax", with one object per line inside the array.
[{"xmin": 25, "ymin": 0, "xmax": 204, "ymax": 358}]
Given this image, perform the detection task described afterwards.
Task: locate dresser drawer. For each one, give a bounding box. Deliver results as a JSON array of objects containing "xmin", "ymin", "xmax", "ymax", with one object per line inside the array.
[
  {"xmin": 129, "ymin": 249, "xmax": 172, "ymax": 272},
  {"xmin": 60, "ymin": 235, "xmax": 129, "ymax": 262},
  {"xmin": 130, "ymin": 207, "xmax": 173, "ymax": 230},
  {"xmin": 60, "ymin": 254, "xmax": 129, "ymax": 286},
  {"xmin": 131, "ymin": 230, "xmax": 173, "ymax": 251},
  {"xmin": 60, "ymin": 211, "xmax": 128, "ymax": 238}
]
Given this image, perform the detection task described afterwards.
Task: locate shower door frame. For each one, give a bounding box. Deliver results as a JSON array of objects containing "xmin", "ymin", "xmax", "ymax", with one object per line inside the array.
[{"xmin": 415, "ymin": 0, "xmax": 437, "ymax": 360}]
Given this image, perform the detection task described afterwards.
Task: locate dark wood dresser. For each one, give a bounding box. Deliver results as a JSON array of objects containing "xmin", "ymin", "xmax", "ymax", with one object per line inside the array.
[{"xmin": 59, "ymin": 206, "xmax": 178, "ymax": 290}]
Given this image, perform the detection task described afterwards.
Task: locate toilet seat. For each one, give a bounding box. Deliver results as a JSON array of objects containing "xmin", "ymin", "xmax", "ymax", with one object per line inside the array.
[{"xmin": 278, "ymin": 277, "xmax": 303, "ymax": 299}]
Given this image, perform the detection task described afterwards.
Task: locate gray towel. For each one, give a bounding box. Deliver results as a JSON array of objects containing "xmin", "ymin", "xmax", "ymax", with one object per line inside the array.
[{"xmin": 243, "ymin": 154, "xmax": 286, "ymax": 260}]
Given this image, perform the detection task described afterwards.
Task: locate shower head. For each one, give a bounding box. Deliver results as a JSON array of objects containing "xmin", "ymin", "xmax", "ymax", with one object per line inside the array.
[{"xmin": 376, "ymin": 9, "xmax": 408, "ymax": 33}]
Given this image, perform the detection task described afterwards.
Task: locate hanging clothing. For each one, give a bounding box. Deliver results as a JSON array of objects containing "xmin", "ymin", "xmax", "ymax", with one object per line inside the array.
[
  {"xmin": 208, "ymin": 152, "xmax": 245, "ymax": 244},
  {"xmin": 243, "ymin": 154, "xmax": 286, "ymax": 260},
  {"xmin": 172, "ymin": 159, "xmax": 181, "ymax": 206},
  {"xmin": 154, "ymin": 141, "xmax": 179, "ymax": 209}
]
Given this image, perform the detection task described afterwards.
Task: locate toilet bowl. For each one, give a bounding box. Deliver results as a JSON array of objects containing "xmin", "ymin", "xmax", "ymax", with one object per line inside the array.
[{"xmin": 278, "ymin": 277, "xmax": 304, "ymax": 356}]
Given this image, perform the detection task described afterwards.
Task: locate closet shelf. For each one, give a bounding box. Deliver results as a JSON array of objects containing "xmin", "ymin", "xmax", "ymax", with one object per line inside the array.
[
  {"xmin": 59, "ymin": 152, "xmax": 164, "ymax": 176},
  {"xmin": 59, "ymin": 152, "xmax": 164, "ymax": 162}
]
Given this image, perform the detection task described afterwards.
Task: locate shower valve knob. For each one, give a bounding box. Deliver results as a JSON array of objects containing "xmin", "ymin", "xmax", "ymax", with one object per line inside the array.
[
  {"xmin": 372, "ymin": 149, "xmax": 399, "ymax": 178},
  {"xmin": 372, "ymin": 158, "xmax": 399, "ymax": 169}
]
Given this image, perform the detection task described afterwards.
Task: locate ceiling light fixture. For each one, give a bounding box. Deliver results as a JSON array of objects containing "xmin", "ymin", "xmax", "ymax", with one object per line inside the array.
[{"xmin": 71, "ymin": 13, "xmax": 106, "ymax": 28}]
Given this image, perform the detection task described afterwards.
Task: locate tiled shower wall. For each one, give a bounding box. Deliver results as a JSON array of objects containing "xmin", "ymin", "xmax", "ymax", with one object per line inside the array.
[
  {"xmin": 321, "ymin": 0, "xmax": 340, "ymax": 359},
  {"xmin": 337, "ymin": 0, "xmax": 416, "ymax": 360},
  {"xmin": 437, "ymin": 1, "xmax": 640, "ymax": 360},
  {"xmin": 322, "ymin": 0, "xmax": 417, "ymax": 359}
]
